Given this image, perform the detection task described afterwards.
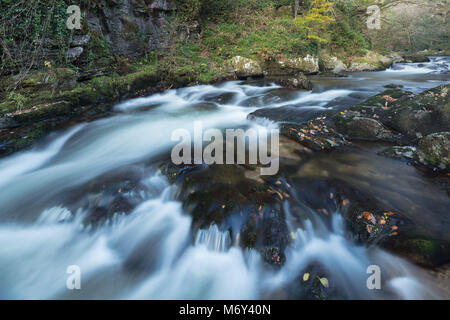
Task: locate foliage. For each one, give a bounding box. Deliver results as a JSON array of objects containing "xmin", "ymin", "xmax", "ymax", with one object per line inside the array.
[
  {"xmin": 0, "ymin": 0, "xmax": 73, "ymax": 75},
  {"xmin": 295, "ymin": 0, "xmax": 335, "ymax": 44}
]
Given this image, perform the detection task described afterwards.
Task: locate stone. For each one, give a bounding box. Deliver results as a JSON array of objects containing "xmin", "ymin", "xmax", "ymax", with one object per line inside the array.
[
  {"xmin": 272, "ymin": 74, "xmax": 312, "ymax": 90},
  {"xmin": 335, "ymin": 116, "xmax": 395, "ymax": 141},
  {"xmin": 66, "ymin": 47, "xmax": 84, "ymax": 62},
  {"xmin": 71, "ymin": 35, "xmax": 91, "ymax": 47},
  {"xmin": 272, "ymin": 54, "xmax": 320, "ymax": 75},
  {"xmin": 320, "ymin": 54, "xmax": 347, "ymax": 73},
  {"xmin": 230, "ymin": 56, "xmax": 263, "ymax": 79},
  {"xmin": 347, "ymin": 50, "xmax": 393, "ymax": 72},
  {"xmin": 416, "ymin": 132, "xmax": 450, "ymax": 170}
]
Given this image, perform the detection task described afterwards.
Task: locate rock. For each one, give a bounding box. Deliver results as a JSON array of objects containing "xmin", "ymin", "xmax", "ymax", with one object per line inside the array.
[
  {"xmin": 385, "ymin": 52, "xmax": 405, "ymax": 63},
  {"xmin": 334, "ymin": 116, "xmax": 395, "ymax": 142},
  {"xmin": 230, "ymin": 56, "xmax": 263, "ymax": 79},
  {"xmin": 416, "ymin": 132, "xmax": 450, "ymax": 170},
  {"xmin": 70, "ymin": 35, "xmax": 91, "ymax": 47},
  {"xmin": 266, "ymin": 54, "xmax": 319, "ymax": 75},
  {"xmin": 272, "ymin": 74, "xmax": 312, "ymax": 90},
  {"xmin": 66, "ymin": 47, "xmax": 84, "ymax": 62},
  {"xmin": 20, "ymin": 68, "xmax": 77, "ymax": 91},
  {"xmin": 160, "ymin": 161, "xmax": 290, "ymax": 266},
  {"xmin": 319, "ymin": 54, "xmax": 347, "ymax": 73},
  {"xmin": 0, "ymin": 117, "xmax": 18, "ymax": 129},
  {"xmin": 347, "ymin": 50, "xmax": 393, "ymax": 71},
  {"xmin": 402, "ymin": 53, "xmax": 431, "ymax": 63},
  {"xmin": 382, "ymin": 237, "xmax": 450, "ymax": 268},
  {"xmin": 342, "ymin": 85, "xmax": 449, "ymax": 143},
  {"xmin": 84, "ymin": 0, "xmax": 176, "ymax": 58},
  {"xmin": 378, "ymin": 146, "xmax": 417, "ymax": 162}
]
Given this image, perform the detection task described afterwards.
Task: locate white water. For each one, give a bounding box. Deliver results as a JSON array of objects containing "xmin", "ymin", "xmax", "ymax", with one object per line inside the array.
[{"xmin": 0, "ymin": 60, "xmax": 448, "ymax": 299}]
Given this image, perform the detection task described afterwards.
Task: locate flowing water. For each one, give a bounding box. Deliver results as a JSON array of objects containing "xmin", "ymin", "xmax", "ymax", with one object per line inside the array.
[{"xmin": 0, "ymin": 57, "xmax": 448, "ymax": 299}]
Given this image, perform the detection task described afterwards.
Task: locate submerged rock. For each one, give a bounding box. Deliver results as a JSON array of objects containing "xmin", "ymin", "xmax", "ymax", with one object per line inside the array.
[{"xmin": 378, "ymin": 146, "xmax": 417, "ymax": 162}]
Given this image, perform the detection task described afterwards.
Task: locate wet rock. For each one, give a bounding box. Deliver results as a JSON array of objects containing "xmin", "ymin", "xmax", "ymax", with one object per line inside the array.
[
  {"xmin": 230, "ymin": 56, "xmax": 263, "ymax": 79},
  {"xmin": 416, "ymin": 132, "xmax": 450, "ymax": 170},
  {"xmin": 378, "ymin": 146, "xmax": 417, "ymax": 162},
  {"xmin": 271, "ymin": 74, "xmax": 312, "ymax": 90},
  {"xmin": 334, "ymin": 115, "xmax": 396, "ymax": 142},
  {"xmin": 339, "ymin": 85, "xmax": 449, "ymax": 144},
  {"xmin": 382, "ymin": 237, "xmax": 450, "ymax": 268},
  {"xmin": 279, "ymin": 117, "xmax": 348, "ymax": 151},
  {"xmin": 385, "ymin": 52, "xmax": 405, "ymax": 63},
  {"xmin": 160, "ymin": 160, "xmax": 291, "ymax": 266},
  {"xmin": 402, "ymin": 53, "xmax": 431, "ymax": 63},
  {"xmin": 330, "ymin": 181, "xmax": 450, "ymax": 268}
]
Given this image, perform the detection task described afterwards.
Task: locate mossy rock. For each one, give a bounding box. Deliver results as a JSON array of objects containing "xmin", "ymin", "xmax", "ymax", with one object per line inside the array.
[
  {"xmin": 230, "ymin": 56, "xmax": 263, "ymax": 79},
  {"xmin": 416, "ymin": 132, "xmax": 450, "ymax": 170},
  {"xmin": 347, "ymin": 50, "xmax": 393, "ymax": 71}
]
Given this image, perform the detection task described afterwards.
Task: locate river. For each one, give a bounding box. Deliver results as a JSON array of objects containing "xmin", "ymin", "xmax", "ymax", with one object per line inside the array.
[{"xmin": 0, "ymin": 57, "xmax": 448, "ymax": 299}]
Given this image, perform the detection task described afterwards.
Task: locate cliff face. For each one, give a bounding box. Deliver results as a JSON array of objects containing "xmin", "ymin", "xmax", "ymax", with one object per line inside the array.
[{"xmin": 83, "ymin": 0, "xmax": 177, "ymax": 58}]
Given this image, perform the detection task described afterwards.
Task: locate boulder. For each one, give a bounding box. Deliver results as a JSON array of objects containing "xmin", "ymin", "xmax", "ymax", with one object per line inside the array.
[
  {"xmin": 334, "ymin": 115, "xmax": 395, "ymax": 142},
  {"xmin": 416, "ymin": 132, "xmax": 450, "ymax": 170},
  {"xmin": 66, "ymin": 47, "xmax": 84, "ymax": 62},
  {"xmin": 266, "ymin": 54, "xmax": 319, "ymax": 75},
  {"xmin": 272, "ymin": 74, "xmax": 312, "ymax": 90},
  {"xmin": 230, "ymin": 56, "xmax": 263, "ymax": 79},
  {"xmin": 347, "ymin": 50, "xmax": 393, "ymax": 72},
  {"xmin": 320, "ymin": 54, "xmax": 347, "ymax": 73}
]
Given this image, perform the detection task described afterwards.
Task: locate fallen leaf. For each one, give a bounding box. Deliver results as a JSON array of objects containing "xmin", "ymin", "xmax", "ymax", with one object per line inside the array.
[
  {"xmin": 303, "ymin": 273, "xmax": 310, "ymax": 281},
  {"xmin": 319, "ymin": 277, "xmax": 329, "ymax": 288}
]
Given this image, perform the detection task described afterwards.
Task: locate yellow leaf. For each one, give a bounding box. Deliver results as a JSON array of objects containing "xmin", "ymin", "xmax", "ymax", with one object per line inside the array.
[
  {"xmin": 303, "ymin": 273, "xmax": 310, "ymax": 281},
  {"xmin": 319, "ymin": 277, "xmax": 329, "ymax": 288}
]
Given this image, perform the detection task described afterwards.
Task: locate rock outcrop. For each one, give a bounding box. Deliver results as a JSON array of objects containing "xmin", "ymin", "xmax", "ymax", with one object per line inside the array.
[{"xmin": 230, "ymin": 56, "xmax": 264, "ymax": 79}]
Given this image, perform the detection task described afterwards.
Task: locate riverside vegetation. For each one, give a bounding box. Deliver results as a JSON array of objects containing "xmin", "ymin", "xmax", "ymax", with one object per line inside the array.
[{"xmin": 2, "ymin": 0, "xmax": 448, "ymax": 154}]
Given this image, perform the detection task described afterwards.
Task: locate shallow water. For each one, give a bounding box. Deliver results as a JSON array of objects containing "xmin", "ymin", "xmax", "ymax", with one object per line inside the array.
[{"xmin": 0, "ymin": 57, "xmax": 448, "ymax": 299}]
